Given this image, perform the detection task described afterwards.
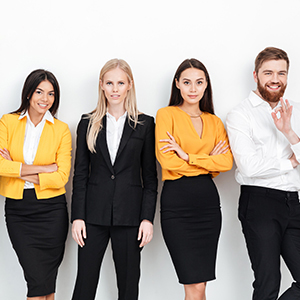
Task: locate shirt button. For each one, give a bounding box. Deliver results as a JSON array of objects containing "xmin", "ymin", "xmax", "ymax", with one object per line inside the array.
[{"xmin": 111, "ymin": 175, "xmax": 115, "ymax": 180}]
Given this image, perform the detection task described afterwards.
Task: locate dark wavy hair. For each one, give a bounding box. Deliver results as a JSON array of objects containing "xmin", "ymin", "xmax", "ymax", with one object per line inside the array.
[
  {"xmin": 12, "ymin": 69, "xmax": 60, "ymax": 116},
  {"xmin": 169, "ymin": 58, "xmax": 214, "ymax": 114}
]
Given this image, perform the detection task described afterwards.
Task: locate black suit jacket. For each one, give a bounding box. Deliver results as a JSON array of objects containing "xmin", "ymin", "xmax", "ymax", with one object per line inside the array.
[{"xmin": 71, "ymin": 113, "xmax": 157, "ymax": 226}]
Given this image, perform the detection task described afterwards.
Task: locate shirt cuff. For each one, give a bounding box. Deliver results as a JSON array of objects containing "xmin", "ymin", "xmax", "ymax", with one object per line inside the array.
[{"xmin": 291, "ymin": 142, "xmax": 300, "ymax": 162}]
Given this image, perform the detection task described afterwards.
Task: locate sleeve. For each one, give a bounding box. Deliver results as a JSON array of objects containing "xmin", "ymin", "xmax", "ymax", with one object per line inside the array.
[
  {"xmin": 71, "ymin": 117, "xmax": 90, "ymax": 222},
  {"xmin": 0, "ymin": 115, "xmax": 22, "ymax": 177},
  {"xmin": 140, "ymin": 117, "xmax": 158, "ymax": 223},
  {"xmin": 38, "ymin": 124, "xmax": 72, "ymax": 190},
  {"xmin": 188, "ymin": 118, "xmax": 233, "ymax": 174},
  {"xmin": 155, "ymin": 109, "xmax": 200, "ymax": 174},
  {"xmin": 226, "ymin": 109, "xmax": 293, "ymax": 179}
]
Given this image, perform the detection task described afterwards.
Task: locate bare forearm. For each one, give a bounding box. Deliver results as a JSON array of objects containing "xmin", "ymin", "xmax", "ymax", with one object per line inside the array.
[
  {"xmin": 21, "ymin": 163, "xmax": 57, "ymax": 176},
  {"xmin": 20, "ymin": 174, "xmax": 40, "ymax": 184}
]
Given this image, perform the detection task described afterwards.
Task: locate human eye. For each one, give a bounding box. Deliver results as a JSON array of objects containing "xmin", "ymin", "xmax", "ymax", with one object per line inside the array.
[
  {"xmin": 118, "ymin": 81, "xmax": 125, "ymax": 85},
  {"xmin": 36, "ymin": 90, "xmax": 42, "ymax": 94},
  {"xmin": 197, "ymin": 80, "xmax": 203, "ymax": 85},
  {"xmin": 279, "ymin": 72, "xmax": 286, "ymax": 76},
  {"xmin": 49, "ymin": 92, "xmax": 55, "ymax": 97},
  {"xmin": 106, "ymin": 81, "xmax": 112, "ymax": 85},
  {"xmin": 183, "ymin": 81, "xmax": 190, "ymax": 85}
]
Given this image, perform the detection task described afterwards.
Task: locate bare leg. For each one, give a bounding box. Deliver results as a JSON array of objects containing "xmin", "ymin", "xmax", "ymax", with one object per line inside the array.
[
  {"xmin": 27, "ymin": 293, "xmax": 54, "ymax": 300},
  {"xmin": 184, "ymin": 282, "xmax": 207, "ymax": 300}
]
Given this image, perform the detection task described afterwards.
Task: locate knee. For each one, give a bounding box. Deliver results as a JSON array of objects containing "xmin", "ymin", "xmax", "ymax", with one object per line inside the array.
[{"xmin": 184, "ymin": 282, "xmax": 206, "ymax": 300}]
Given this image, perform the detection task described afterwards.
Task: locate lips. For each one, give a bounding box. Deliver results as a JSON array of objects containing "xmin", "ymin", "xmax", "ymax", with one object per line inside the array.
[
  {"xmin": 38, "ymin": 103, "xmax": 47, "ymax": 108},
  {"xmin": 110, "ymin": 94, "xmax": 120, "ymax": 99},
  {"xmin": 188, "ymin": 95, "xmax": 198, "ymax": 99}
]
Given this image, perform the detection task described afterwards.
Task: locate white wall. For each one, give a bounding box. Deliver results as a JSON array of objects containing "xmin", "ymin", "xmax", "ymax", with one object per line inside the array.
[{"xmin": 1, "ymin": 0, "xmax": 300, "ymax": 299}]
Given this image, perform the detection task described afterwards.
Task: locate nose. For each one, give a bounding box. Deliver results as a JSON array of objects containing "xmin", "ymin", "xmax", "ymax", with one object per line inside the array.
[
  {"xmin": 271, "ymin": 73, "xmax": 279, "ymax": 83},
  {"xmin": 113, "ymin": 84, "xmax": 118, "ymax": 92},
  {"xmin": 190, "ymin": 83, "xmax": 196, "ymax": 92}
]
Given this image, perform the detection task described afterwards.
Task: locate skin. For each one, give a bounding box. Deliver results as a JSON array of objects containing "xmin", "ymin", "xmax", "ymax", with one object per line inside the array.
[
  {"xmin": 159, "ymin": 68, "xmax": 228, "ymax": 300},
  {"xmin": 253, "ymin": 59, "xmax": 300, "ymax": 168},
  {"xmin": 0, "ymin": 80, "xmax": 58, "ymax": 300},
  {"xmin": 72, "ymin": 67, "xmax": 153, "ymax": 248}
]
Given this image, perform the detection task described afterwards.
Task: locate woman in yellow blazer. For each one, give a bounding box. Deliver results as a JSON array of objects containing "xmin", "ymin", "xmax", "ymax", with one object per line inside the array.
[
  {"xmin": 156, "ymin": 59, "xmax": 233, "ymax": 300},
  {"xmin": 0, "ymin": 69, "xmax": 72, "ymax": 300}
]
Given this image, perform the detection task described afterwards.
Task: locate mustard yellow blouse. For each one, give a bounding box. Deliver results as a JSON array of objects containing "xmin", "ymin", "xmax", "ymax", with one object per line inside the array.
[{"xmin": 155, "ymin": 106, "xmax": 233, "ymax": 181}]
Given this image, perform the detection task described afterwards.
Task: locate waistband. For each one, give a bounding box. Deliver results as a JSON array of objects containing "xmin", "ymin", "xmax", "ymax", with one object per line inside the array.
[{"xmin": 241, "ymin": 185, "xmax": 298, "ymax": 199}]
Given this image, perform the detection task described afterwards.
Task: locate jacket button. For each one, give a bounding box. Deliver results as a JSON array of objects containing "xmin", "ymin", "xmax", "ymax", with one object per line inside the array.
[{"xmin": 111, "ymin": 175, "xmax": 115, "ymax": 180}]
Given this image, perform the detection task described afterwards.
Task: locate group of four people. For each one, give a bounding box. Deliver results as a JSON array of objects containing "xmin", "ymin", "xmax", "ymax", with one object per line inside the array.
[{"xmin": 0, "ymin": 46, "xmax": 299, "ymax": 300}]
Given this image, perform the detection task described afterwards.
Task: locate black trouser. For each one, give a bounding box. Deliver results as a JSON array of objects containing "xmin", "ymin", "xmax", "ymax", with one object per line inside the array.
[
  {"xmin": 71, "ymin": 224, "xmax": 142, "ymax": 300},
  {"xmin": 239, "ymin": 185, "xmax": 300, "ymax": 300}
]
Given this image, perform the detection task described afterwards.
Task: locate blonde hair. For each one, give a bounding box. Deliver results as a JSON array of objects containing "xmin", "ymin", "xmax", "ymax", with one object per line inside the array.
[{"xmin": 86, "ymin": 59, "xmax": 140, "ymax": 153}]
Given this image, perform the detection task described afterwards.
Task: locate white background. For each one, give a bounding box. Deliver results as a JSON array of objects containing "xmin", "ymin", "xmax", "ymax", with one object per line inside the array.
[{"xmin": 1, "ymin": 0, "xmax": 300, "ymax": 299}]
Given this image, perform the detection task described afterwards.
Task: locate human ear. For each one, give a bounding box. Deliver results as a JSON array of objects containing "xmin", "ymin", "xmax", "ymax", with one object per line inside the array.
[
  {"xmin": 175, "ymin": 78, "xmax": 180, "ymax": 89},
  {"xmin": 99, "ymin": 80, "xmax": 104, "ymax": 90},
  {"xmin": 128, "ymin": 80, "xmax": 133, "ymax": 91},
  {"xmin": 253, "ymin": 71, "xmax": 258, "ymax": 83}
]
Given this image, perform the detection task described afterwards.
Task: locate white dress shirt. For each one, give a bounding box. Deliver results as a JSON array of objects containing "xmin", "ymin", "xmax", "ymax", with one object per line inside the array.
[
  {"xmin": 19, "ymin": 110, "xmax": 54, "ymax": 189},
  {"xmin": 106, "ymin": 111, "xmax": 127, "ymax": 165},
  {"xmin": 226, "ymin": 91, "xmax": 300, "ymax": 191}
]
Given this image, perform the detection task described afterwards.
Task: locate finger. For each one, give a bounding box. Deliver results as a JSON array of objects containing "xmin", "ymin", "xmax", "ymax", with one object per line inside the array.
[
  {"xmin": 271, "ymin": 112, "xmax": 278, "ymax": 122},
  {"xmin": 139, "ymin": 235, "xmax": 148, "ymax": 247},
  {"xmin": 137, "ymin": 227, "xmax": 142, "ymax": 241},
  {"xmin": 159, "ymin": 139, "xmax": 172, "ymax": 143},
  {"xmin": 166, "ymin": 131, "xmax": 175, "ymax": 141},
  {"xmin": 83, "ymin": 224, "xmax": 87, "ymax": 239},
  {"xmin": 162, "ymin": 147, "xmax": 176, "ymax": 153},
  {"xmin": 77, "ymin": 231, "xmax": 85, "ymax": 247},
  {"xmin": 160, "ymin": 144, "xmax": 173, "ymax": 151}
]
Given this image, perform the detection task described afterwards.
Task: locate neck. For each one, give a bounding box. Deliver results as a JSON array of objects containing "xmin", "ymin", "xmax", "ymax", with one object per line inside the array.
[
  {"xmin": 179, "ymin": 102, "xmax": 202, "ymax": 115},
  {"xmin": 254, "ymin": 89, "xmax": 279, "ymax": 109},
  {"xmin": 107, "ymin": 103, "xmax": 126, "ymax": 121},
  {"xmin": 28, "ymin": 109, "xmax": 45, "ymax": 127}
]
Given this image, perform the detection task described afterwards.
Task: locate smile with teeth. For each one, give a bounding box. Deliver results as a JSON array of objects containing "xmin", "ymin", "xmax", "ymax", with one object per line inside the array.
[
  {"xmin": 38, "ymin": 103, "xmax": 48, "ymax": 108},
  {"xmin": 111, "ymin": 94, "xmax": 120, "ymax": 99},
  {"xmin": 267, "ymin": 85, "xmax": 280, "ymax": 91}
]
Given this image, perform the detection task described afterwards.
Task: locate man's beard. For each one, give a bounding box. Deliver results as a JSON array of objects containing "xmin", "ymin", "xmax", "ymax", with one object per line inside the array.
[{"xmin": 257, "ymin": 79, "xmax": 286, "ymax": 104}]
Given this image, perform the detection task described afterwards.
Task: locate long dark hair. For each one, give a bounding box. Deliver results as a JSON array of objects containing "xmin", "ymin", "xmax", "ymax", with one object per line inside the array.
[
  {"xmin": 12, "ymin": 69, "xmax": 60, "ymax": 116},
  {"xmin": 169, "ymin": 58, "xmax": 214, "ymax": 114}
]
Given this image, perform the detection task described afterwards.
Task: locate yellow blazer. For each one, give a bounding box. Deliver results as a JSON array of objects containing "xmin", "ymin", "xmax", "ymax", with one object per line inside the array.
[{"xmin": 0, "ymin": 113, "xmax": 72, "ymax": 199}]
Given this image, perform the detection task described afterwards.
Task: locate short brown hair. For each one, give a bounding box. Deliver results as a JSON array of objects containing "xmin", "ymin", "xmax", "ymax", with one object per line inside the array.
[{"xmin": 255, "ymin": 47, "xmax": 289, "ymax": 74}]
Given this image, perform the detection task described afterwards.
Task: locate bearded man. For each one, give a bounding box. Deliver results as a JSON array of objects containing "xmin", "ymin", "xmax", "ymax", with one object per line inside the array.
[{"xmin": 227, "ymin": 47, "xmax": 300, "ymax": 300}]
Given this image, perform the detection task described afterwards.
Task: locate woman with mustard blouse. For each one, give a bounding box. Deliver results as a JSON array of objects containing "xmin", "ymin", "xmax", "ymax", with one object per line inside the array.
[
  {"xmin": 0, "ymin": 69, "xmax": 72, "ymax": 300},
  {"xmin": 156, "ymin": 59, "xmax": 233, "ymax": 300}
]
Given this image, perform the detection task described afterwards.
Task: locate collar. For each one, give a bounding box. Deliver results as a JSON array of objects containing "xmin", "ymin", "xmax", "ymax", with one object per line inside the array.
[
  {"xmin": 248, "ymin": 91, "xmax": 268, "ymax": 107},
  {"xmin": 248, "ymin": 91, "xmax": 282, "ymax": 111},
  {"xmin": 106, "ymin": 111, "xmax": 127, "ymax": 121},
  {"xmin": 19, "ymin": 110, "xmax": 54, "ymax": 124}
]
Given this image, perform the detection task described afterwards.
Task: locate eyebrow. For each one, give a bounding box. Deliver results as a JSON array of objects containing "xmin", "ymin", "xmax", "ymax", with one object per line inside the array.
[
  {"xmin": 182, "ymin": 77, "xmax": 205, "ymax": 81},
  {"xmin": 262, "ymin": 70, "xmax": 287, "ymax": 73},
  {"xmin": 36, "ymin": 88, "xmax": 55, "ymax": 92}
]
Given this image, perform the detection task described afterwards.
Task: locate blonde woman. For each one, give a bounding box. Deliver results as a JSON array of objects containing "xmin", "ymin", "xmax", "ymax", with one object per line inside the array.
[{"xmin": 71, "ymin": 59, "xmax": 157, "ymax": 300}]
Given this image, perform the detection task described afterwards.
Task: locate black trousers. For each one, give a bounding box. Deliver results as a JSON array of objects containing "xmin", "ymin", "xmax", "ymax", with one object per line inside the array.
[
  {"xmin": 71, "ymin": 224, "xmax": 142, "ymax": 300},
  {"xmin": 239, "ymin": 185, "xmax": 300, "ymax": 300}
]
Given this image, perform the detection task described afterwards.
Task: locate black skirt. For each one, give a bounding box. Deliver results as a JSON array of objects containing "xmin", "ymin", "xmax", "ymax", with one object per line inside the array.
[
  {"xmin": 161, "ymin": 174, "xmax": 221, "ymax": 284},
  {"xmin": 5, "ymin": 189, "xmax": 68, "ymax": 297}
]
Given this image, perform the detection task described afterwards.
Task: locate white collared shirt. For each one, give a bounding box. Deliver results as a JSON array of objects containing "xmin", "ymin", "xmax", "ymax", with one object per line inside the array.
[
  {"xmin": 19, "ymin": 110, "xmax": 54, "ymax": 189},
  {"xmin": 226, "ymin": 91, "xmax": 300, "ymax": 191},
  {"xmin": 106, "ymin": 111, "xmax": 127, "ymax": 165}
]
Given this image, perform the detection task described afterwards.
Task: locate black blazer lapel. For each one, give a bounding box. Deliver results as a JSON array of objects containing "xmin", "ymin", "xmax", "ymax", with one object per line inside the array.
[
  {"xmin": 115, "ymin": 117, "xmax": 134, "ymax": 162},
  {"xmin": 96, "ymin": 116, "xmax": 114, "ymax": 173}
]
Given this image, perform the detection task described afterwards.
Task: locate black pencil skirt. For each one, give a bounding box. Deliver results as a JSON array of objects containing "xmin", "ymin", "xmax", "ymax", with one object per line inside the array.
[
  {"xmin": 161, "ymin": 174, "xmax": 221, "ymax": 284},
  {"xmin": 5, "ymin": 189, "xmax": 68, "ymax": 297}
]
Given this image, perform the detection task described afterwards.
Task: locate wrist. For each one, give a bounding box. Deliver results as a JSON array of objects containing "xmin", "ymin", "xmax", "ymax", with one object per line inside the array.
[{"xmin": 284, "ymin": 130, "xmax": 300, "ymax": 145}]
